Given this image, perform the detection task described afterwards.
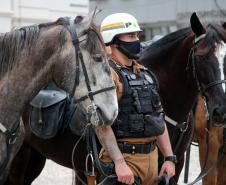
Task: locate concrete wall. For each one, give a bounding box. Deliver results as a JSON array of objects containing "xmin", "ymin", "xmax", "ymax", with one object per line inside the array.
[
  {"xmin": 90, "ymin": 0, "xmax": 177, "ymax": 25},
  {"xmin": 0, "ymin": 0, "xmax": 89, "ymax": 32},
  {"xmin": 90, "ymin": 0, "xmax": 226, "ymax": 40},
  {"xmin": 176, "ymin": 0, "xmax": 226, "ymax": 27}
]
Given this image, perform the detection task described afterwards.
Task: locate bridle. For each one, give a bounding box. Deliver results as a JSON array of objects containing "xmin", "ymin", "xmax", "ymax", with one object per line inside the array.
[
  {"xmin": 66, "ymin": 17, "xmax": 116, "ymax": 125},
  {"xmin": 0, "ymin": 17, "xmax": 116, "ymax": 176},
  {"xmin": 167, "ymin": 33, "xmax": 226, "ymax": 156},
  {"xmin": 187, "ymin": 33, "xmax": 226, "ymax": 120},
  {"xmin": 188, "ymin": 33, "xmax": 226, "ymax": 96},
  {"xmin": 168, "ymin": 33, "xmax": 226, "ymax": 132}
]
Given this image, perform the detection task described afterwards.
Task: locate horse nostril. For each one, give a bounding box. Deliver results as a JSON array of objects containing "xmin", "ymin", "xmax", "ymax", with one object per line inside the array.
[
  {"xmin": 212, "ymin": 107, "xmax": 222, "ymax": 122},
  {"xmin": 212, "ymin": 107, "xmax": 226, "ymax": 123}
]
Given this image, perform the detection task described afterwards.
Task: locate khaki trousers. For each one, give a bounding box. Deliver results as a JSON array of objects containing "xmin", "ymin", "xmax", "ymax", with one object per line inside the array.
[{"xmin": 100, "ymin": 147, "xmax": 158, "ymax": 185}]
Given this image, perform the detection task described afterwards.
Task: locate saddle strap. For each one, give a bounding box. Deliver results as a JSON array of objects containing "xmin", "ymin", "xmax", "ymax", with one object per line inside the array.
[{"xmin": 87, "ymin": 175, "xmax": 96, "ymax": 185}]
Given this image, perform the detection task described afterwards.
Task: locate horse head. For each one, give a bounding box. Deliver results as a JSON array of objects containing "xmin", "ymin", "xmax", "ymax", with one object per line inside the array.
[
  {"xmin": 190, "ymin": 12, "xmax": 226, "ymax": 126},
  {"xmin": 67, "ymin": 14, "xmax": 118, "ymax": 126}
]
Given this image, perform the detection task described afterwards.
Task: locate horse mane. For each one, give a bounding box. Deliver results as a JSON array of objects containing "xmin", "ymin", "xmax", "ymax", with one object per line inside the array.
[
  {"xmin": 84, "ymin": 23, "xmax": 106, "ymax": 54},
  {"xmin": 0, "ymin": 25, "xmax": 40, "ymax": 77},
  {"xmin": 142, "ymin": 23, "xmax": 226, "ymax": 61},
  {"xmin": 40, "ymin": 16, "xmax": 105, "ymax": 55},
  {"xmin": 205, "ymin": 24, "xmax": 226, "ymax": 45},
  {"xmin": 141, "ymin": 27, "xmax": 192, "ymax": 59},
  {"xmin": 0, "ymin": 16, "xmax": 102, "ymax": 78},
  {"xmin": 0, "ymin": 19, "xmax": 68, "ymax": 78}
]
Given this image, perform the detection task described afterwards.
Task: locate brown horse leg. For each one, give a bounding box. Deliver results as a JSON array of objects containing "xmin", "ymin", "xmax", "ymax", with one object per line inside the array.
[
  {"xmin": 197, "ymin": 127, "xmax": 221, "ymax": 185},
  {"xmin": 216, "ymin": 129, "xmax": 225, "ymax": 185},
  {"xmin": 195, "ymin": 96, "xmax": 218, "ymax": 185},
  {"xmin": 217, "ymin": 153, "xmax": 226, "ymax": 185}
]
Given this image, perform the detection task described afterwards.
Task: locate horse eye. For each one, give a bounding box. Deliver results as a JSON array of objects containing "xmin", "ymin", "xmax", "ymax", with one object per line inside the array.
[{"xmin": 93, "ymin": 55, "xmax": 103, "ymax": 62}]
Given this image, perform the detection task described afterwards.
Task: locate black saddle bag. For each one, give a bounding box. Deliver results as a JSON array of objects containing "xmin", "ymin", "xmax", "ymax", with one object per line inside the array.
[{"xmin": 29, "ymin": 89, "xmax": 69, "ymax": 139}]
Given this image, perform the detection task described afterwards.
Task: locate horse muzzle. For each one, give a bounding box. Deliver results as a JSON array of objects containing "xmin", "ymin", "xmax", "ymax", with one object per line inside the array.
[
  {"xmin": 96, "ymin": 107, "xmax": 118, "ymax": 126},
  {"xmin": 211, "ymin": 105, "xmax": 226, "ymax": 126}
]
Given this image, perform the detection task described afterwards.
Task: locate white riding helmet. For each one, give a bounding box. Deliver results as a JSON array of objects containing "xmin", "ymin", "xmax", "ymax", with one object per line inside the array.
[{"xmin": 100, "ymin": 13, "xmax": 142, "ymax": 45}]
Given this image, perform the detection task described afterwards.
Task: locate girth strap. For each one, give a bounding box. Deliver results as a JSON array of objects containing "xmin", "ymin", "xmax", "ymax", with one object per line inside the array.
[
  {"xmin": 164, "ymin": 115, "xmax": 189, "ymax": 155},
  {"xmin": 0, "ymin": 120, "xmax": 21, "ymax": 174}
]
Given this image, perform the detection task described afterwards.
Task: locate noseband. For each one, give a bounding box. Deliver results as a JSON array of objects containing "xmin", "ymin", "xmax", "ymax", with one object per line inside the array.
[
  {"xmin": 66, "ymin": 18, "xmax": 115, "ymax": 124},
  {"xmin": 188, "ymin": 34, "xmax": 226, "ymax": 95}
]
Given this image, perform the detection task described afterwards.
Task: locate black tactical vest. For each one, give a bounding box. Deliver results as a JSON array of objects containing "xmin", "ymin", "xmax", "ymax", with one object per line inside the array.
[{"xmin": 110, "ymin": 61, "xmax": 165, "ymax": 138}]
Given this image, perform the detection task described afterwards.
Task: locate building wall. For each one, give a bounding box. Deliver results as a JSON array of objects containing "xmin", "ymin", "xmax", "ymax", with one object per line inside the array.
[
  {"xmin": 90, "ymin": 0, "xmax": 177, "ymax": 40},
  {"xmin": 0, "ymin": 0, "xmax": 89, "ymax": 33},
  {"xmin": 177, "ymin": 0, "xmax": 226, "ymax": 28},
  {"xmin": 90, "ymin": 0, "xmax": 226, "ymax": 40}
]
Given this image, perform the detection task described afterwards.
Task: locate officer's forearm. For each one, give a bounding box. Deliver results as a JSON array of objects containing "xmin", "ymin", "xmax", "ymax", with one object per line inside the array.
[
  {"xmin": 95, "ymin": 125, "xmax": 125, "ymax": 164},
  {"xmin": 156, "ymin": 123, "xmax": 173, "ymax": 157}
]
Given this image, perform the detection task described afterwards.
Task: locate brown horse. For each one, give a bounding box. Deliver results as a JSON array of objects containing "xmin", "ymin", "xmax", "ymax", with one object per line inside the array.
[
  {"xmin": 186, "ymin": 23, "xmax": 226, "ymax": 185},
  {"xmin": 140, "ymin": 14, "xmax": 226, "ymax": 184},
  {"xmin": 5, "ymin": 13, "xmax": 226, "ymax": 185},
  {"xmin": 0, "ymin": 15, "xmax": 118, "ymax": 184}
]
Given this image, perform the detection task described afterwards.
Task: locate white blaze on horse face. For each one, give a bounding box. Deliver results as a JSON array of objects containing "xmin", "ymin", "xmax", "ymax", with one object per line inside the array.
[{"xmin": 215, "ymin": 41, "xmax": 226, "ymax": 93}]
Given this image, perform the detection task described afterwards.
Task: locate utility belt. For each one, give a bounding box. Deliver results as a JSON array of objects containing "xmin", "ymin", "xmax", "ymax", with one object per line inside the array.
[{"xmin": 117, "ymin": 140, "xmax": 156, "ymax": 154}]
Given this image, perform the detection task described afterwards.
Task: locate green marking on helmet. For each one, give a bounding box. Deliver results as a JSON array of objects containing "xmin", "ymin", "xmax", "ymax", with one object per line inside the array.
[{"xmin": 132, "ymin": 21, "xmax": 138, "ymax": 28}]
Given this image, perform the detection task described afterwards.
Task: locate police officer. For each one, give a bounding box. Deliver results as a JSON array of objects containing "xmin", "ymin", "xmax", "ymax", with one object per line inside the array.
[{"xmin": 95, "ymin": 13, "xmax": 176, "ymax": 185}]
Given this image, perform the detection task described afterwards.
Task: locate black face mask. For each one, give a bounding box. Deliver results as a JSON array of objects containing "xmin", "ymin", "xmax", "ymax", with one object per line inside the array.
[{"xmin": 114, "ymin": 38, "xmax": 141, "ymax": 59}]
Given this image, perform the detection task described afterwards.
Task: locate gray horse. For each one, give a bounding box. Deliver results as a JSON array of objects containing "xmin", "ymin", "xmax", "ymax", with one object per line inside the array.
[{"xmin": 0, "ymin": 14, "xmax": 118, "ymax": 184}]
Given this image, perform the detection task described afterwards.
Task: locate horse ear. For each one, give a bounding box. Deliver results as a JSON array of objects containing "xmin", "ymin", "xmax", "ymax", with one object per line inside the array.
[
  {"xmin": 222, "ymin": 22, "xmax": 226, "ymax": 30},
  {"xmin": 91, "ymin": 6, "xmax": 102, "ymax": 19},
  {"xmin": 190, "ymin": 12, "xmax": 206, "ymax": 36}
]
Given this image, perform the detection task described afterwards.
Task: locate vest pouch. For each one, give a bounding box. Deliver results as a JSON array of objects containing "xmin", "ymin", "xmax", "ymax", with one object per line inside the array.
[
  {"xmin": 128, "ymin": 114, "xmax": 145, "ymax": 133},
  {"xmin": 151, "ymin": 88, "xmax": 162, "ymax": 111},
  {"xmin": 144, "ymin": 113, "xmax": 165, "ymax": 137}
]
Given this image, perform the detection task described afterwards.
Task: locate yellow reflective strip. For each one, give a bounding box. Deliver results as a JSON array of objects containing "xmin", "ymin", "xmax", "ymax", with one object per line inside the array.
[{"xmin": 101, "ymin": 22, "xmax": 124, "ymax": 31}]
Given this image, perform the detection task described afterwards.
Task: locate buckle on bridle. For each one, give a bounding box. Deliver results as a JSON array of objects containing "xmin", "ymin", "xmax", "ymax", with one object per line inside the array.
[
  {"xmin": 86, "ymin": 103, "xmax": 99, "ymax": 125},
  {"xmin": 8, "ymin": 132, "xmax": 17, "ymax": 145},
  {"xmin": 180, "ymin": 122, "xmax": 188, "ymax": 132}
]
